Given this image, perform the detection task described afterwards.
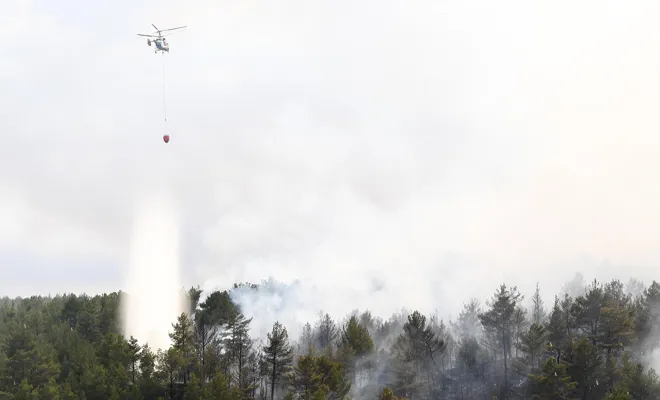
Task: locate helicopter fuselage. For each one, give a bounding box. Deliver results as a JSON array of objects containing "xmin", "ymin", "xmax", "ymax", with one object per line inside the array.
[{"xmin": 147, "ymin": 38, "xmax": 169, "ymax": 53}]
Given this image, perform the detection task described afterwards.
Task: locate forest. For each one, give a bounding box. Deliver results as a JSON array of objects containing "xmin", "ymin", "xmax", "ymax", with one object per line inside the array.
[{"xmin": 0, "ymin": 275, "xmax": 659, "ymax": 400}]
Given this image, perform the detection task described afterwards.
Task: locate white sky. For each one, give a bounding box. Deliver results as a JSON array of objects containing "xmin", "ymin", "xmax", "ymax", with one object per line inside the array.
[{"xmin": 2, "ymin": 0, "xmax": 660, "ymax": 323}]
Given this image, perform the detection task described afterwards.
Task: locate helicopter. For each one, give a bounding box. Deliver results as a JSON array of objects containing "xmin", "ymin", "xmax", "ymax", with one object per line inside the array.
[{"xmin": 138, "ymin": 24, "xmax": 187, "ymax": 54}]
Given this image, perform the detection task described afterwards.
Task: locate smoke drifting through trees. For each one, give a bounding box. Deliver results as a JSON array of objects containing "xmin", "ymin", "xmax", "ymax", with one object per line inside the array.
[{"xmin": 0, "ymin": 274, "xmax": 659, "ymax": 399}]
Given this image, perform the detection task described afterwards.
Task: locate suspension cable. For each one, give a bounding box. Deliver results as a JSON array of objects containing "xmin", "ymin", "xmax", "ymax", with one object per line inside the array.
[{"xmin": 161, "ymin": 53, "xmax": 167, "ymax": 129}]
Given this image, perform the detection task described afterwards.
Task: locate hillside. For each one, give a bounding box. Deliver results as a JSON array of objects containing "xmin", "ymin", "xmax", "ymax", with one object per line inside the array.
[{"xmin": 0, "ymin": 277, "xmax": 659, "ymax": 399}]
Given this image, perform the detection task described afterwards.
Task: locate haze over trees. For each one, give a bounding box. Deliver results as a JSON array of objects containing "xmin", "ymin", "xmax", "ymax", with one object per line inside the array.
[{"xmin": 0, "ymin": 276, "xmax": 659, "ymax": 399}]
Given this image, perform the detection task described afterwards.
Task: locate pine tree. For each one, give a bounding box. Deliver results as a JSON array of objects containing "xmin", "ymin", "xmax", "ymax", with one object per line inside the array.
[
  {"xmin": 391, "ymin": 311, "xmax": 445, "ymax": 398},
  {"xmin": 457, "ymin": 335, "xmax": 485, "ymax": 379},
  {"xmin": 127, "ymin": 336, "xmax": 140, "ymax": 385},
  {"xmin": 222, "ymin": 312, "xmax": 253, "ymax": 393},
  {"xmin": 546, "ymin": 296, "xmax": 567, "ymax": 362},
  {"xmin": 379, "ymin": 387, "xmax": 409, "ymax": 400},
  {"xmin": 636, "ymin": 281, "xmax": 660, "ymax": 354},
  {"xmin": 299, "ymin": 322, "xmax": 315, "ymax": 356},
  {"xmin": 512, "ymin": 306, "xmax": 528, "ymax": 358},
  {"xmin": 169, "ymin": 312, "xmax": 195, "ymax": 387},
  {"xmin": 198, "ymin": 290, "xmax": 239, "ymax": 326},
  {"xmin": 531, "ymin": 283, "xmax": 547, "ymax": 325},
  {"xmin": 572, "ymin": 280, "xmax": 605, "ymax": 345},
  {"xmin": 14, "ymin": 378, "xmax": 39, "ymax": 400},
  {"xmin": 263, "ymin": 322, "xmax": 294, "ymax": 400},
  {"xmin": 339, "ymin": 316, "xmax": 375, "ymax": 358},
  {"xmin": 193, "ymin": 307, "xmax": 220, "ymax": 388},
  {"xmin": 429, "ymin": 316, "xmax": 452, "ymax": 371},
  {"xmin": 518, "ymin": 323, "xmax": 548, "ymax": 371},
  {"xmin": 528, "ymin": 357, "xmax": 578, "ymax": 399},
  {"xmin": 139, "ymin": 343, "xmax": 156, "ymax": 379},
  {"xmin": 479, "ymin": 284, "xmax": 523, "ymax": 395},
  {"xmin": 565, "ymin": 337, "xmax": 602, "ymax": 399},
  {"xmin": 289, "ymin": 355, "xmax": 351, "ymax": 399},
  {"xmin": 336, "ymin": 315, "xmax": 376, "ymax": 391},
  {"xmin": 315, "ymin": 313, "xmax": 338, "ymax": 357}
]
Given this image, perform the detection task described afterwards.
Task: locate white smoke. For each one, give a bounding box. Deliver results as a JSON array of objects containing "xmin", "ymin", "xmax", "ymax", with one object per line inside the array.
[
  {"xmin": 185, "ymin": 0, "xmax": 660, "ymax": 347},
  {"xmin": 4, "ymin": 0, "xmax": 660, "ymax": 374}
]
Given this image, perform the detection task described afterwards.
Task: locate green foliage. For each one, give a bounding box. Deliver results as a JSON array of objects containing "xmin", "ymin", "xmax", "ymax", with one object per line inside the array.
[
  {"xmin": 389, "ymin": 311, "xmax": 446, "ymax": 398},
  {"xmin": 0, "ymin": 277, "xmax": 659, "ymax": 400},
  {"xmin": 315, "ymin": 313, "xmax": 338, "ymax": 357},
  {"xmin": 379, "ymin": 386, "xmax": 408, "ymax": 400},
  {"xmin": 263, "ymin": 321, "xmax": 294, "ymax": 400},
  {"xmin": 530, "ymin": 283, "xmax": 547, "ymax": 325},
  {"xmin": 518, "ymin": 323, "xmax": 548, "ymax": 370},
  {"xmin": 528, "ymin": 357, "xmax": 578, "ymax": 399},
  {"xmin": 479, "ymin": 284, "xmax": 523, "ymax": 396},
  {"xmin": 289, "ymin": 355, "xmax": 351, "ymax": 399},
  {"xmin": 338, "ymin": 315, "xmax": 375, "ymax": 360}
]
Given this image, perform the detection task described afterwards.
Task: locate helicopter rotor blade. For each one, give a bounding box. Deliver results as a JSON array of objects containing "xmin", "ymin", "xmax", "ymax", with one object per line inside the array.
[
  {"xmin": 159, "ymin": 26, "xmax": 187, "ymax": 33},
  {"xmin": 160, "ymin": 30, "xmax": 183, "ymax": 38},
  {"xmin": 152, "ymin": 24, "xmax": 160, "ymax": 32},
  {"xmin": 137, "ymin": 34, "xmax": 159, "ymax": 37}
]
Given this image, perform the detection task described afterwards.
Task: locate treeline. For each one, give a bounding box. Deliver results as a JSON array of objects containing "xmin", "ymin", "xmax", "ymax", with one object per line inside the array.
[{"xmin": 0, "ymin": 277, "xmax": 659, "ymax": 399}]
